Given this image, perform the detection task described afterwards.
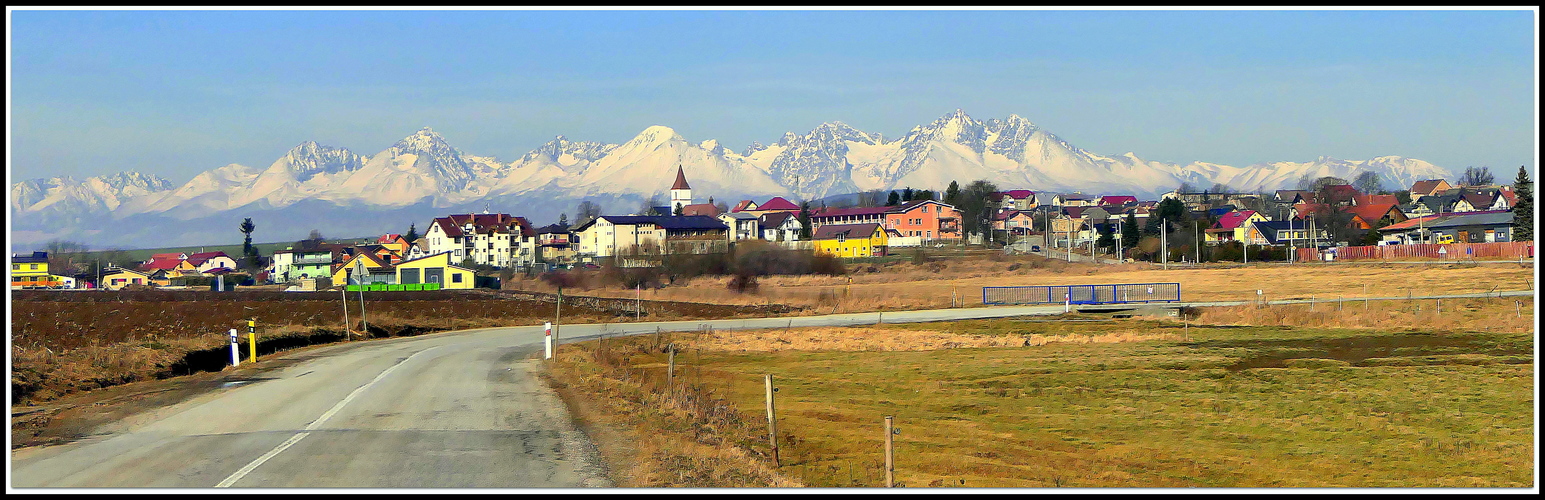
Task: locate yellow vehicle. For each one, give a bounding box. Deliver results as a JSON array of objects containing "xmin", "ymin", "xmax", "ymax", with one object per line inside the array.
[{"xmin": 1435, "ymin": 234, "xmax": 1455, "ymax": 244}]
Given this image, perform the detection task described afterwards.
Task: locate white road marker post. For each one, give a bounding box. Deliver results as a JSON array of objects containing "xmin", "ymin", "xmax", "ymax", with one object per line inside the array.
[
  {"xmin": 544, "ymin": 321, "xmax": 553, "ymax": 360},
  {"xmin": 1064, "ymin": 292, "xmax": 1070, "ymax": 313},
  {"xmin": 229, "ymin": 328, "xmax": 240, "ymax": 367}
]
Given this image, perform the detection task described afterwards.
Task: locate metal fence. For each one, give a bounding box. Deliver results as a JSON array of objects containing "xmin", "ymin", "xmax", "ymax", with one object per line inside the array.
[{"xmin": 982, "ymin": 283, "xmax": 1181, "ymax": 305}]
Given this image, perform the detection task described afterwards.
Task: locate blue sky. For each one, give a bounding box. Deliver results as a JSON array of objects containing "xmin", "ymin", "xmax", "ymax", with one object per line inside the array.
[{"xmin": 9, "ymin": 8, "xmax": 1537, "ymax": 183}]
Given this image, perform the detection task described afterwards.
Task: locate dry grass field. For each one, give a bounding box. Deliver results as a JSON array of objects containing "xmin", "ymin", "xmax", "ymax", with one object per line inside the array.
[
  {"xmin": 548, "ymin": 301, "xmax": 1535, "ymax": 488},
  {"xmin": 515, "ymin": 256, "xmax": 1535, "ymax": 314}
]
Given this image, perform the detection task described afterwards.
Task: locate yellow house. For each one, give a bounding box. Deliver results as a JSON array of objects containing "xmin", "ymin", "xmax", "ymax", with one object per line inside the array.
[
  {"xmin": 332, "ymin": 252, "xmax": 396, "ymax": 285},
  {"xmin": 393, "ymin": 251, "xmax": 476, "ymax": 289},
  {"xmin": 102, "ymin": 268, "xmax": 153, "ymax": 290},
  {"xmin": 812, "ymin": 223, "xmax": 889, "ymax": 258},
  {"xmin": 11, "ymin": 251, "xmax": 62, "ymax": 289},
  {"xmin": 1204, "ymin": 210, "xmax": 1269, "ymax": 245}
]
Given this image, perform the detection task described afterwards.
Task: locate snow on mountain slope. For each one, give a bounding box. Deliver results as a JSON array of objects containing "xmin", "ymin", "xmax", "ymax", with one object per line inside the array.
[
  {"xmin": 564, "ymin": 125, "xmax": 789, "ymax": 199},
  {"xmin": 9, "ymin": 110, "xmax": 1460, "ymax": 249}
]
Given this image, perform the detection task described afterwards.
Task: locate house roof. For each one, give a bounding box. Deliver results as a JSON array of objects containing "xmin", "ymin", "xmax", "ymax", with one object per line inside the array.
[
  {"xmin": 1207, "ymin": 206, "xmax": 1237, "ymax": 217},
  {"xmin": 891, "ymin": 199, "xmax": 955, "ymax": 214},
  {"xmin": 14, "ymin": 251, "xmax": 49, "ymax": 263},
  {"xmin": 574, "ymin": 215, "xmax": 729, "ymax": 233},
  {"xmin": 812, "ymin": 206, "xmax": 892, "ymax": 218},
  {"xmin": 1352, "ymin": 194, "xmax": 1398, "ymax": 206},
  {"xmin": 1346, "ymin": 203, "xmax": 1402, "ymax": 223},
  {"xmin": 1062, "ymin": 206, "xmax": 1088, "ymax": 219},
  {"xmin": 536, "ymin": 223, "xmax": 570, "ymax": 234},
  {"xmin": 1098, "ymin": 195, "xmax": 1137, "ymax": 205},
  {"xmin": 671, "ymin": 165, "xmax": 691, "ymax": 190},
  {"xmin": 721, "ymin": 211, "xmax": 759, "ymax": 221},
  {"xmin": 759, "ymin": 211, "xmax": 794, "ymax": 228},
  {"xmin": 434, "ymin": 213, "xmax": 535, "ymax": 238},
  {"xmin": 812, "ymin": 223, "xmax": 883, "ymax": 240},
  {"xmin": 755, "ymin": 196, "xmax": 800, "ymax": 212},
  {"xmin": 993, "ymin": 189, "xmax": 1035, "ymax": 201},
  {"xmin": 1380, "ymin": 210, "xmax": 1512, "ymax": 231},
  {"xmin": 1292, "ymin": 203, "xmax": 1332, "ymax": 219},
  {"xmin": 1458, "ymin": 190, "xmax": 1498, "ymax": 209},
  {"xmin": 142, "ymin": 258, "xmax": 185, "ymax": 271},
  {"xmin": 149, "ymin": 252, "xmax": 186, "ymax": 261},
  {"xmin": 188, "ymin": 251, "xmax": 230, "ymax": 260},
  {"xmin": 993, "ymin": 210, "xmax": 1030, "ymax": 221},
  {"xmin": 1213, "ymin": 210, "xmax": 1259, "ymax": 230},
  {"xmin": 341, "ymin": 251, "xmax": 393, "ymax": 270},
  {"xmin": 681, "ymin": 203, "xmax": 720, "ymax": 217},
  {"xmin": 1410, "ymin": 179, "xmax": 1448, "ymax": 194},
  {"xmin": 377, "ymin": 234, "xmax": 404, "ymax": 244},
  {"xmin": 731, "ymin": 200, "xmax": 757, "ymax": 212},
  {"xmin": 1320, "ymin": 184, "xmax": 1361, "ymax": 204}
]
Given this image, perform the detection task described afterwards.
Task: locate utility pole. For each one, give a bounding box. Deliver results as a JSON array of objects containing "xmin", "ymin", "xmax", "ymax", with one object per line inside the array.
[{"xmin": 1162, "ymin": 222, "xmax": 1168, "ymax": 270}]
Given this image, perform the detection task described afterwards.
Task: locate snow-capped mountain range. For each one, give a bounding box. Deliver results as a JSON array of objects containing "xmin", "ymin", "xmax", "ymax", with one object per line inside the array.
[{"xmin": 10, "ymin": 109, "xmax": 1451, "ymax": 249}]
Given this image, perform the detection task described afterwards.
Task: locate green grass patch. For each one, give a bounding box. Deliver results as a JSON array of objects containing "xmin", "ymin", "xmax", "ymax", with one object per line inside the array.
[{"xmin": 599, "ymin": 319, "xmax": 1533, "ymax": 487}]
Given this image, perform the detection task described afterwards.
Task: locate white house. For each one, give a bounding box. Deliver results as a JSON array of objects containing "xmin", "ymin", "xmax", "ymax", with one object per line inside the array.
[
  {"xmin": 719, "ymin": 212, "xmax": 761, "ymax": 241},
  {"xmin": 759, "ymin": 212, "xmax": 803, "ymax": 242},
  {"xmin": 426, "ymin": 213, "xmax": 537, "ymax": 269}
]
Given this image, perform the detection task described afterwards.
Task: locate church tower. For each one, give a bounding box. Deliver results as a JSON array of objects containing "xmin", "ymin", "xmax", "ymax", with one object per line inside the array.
[{"xmin": 670, "ymin": 165, "xmax": 692, "ymax": 215}]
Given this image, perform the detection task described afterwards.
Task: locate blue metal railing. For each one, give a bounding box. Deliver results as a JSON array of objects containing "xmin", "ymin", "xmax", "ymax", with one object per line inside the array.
[{"xmin": 982, "ymin": 283, "xmax": 1181, "ymax": 305}]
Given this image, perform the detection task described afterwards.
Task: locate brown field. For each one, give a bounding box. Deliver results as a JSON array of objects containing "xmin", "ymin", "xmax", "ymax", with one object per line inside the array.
[
  {"xmin": 512, "ymin": 255, "xmax": 1535, "ymax": 313},
  {"xmin": 549, "ymin": 302, "xmax": 1535, "ymax": 488},
  {"xmin": 9, "ymin": 289, "xmax": 791, "ymax": 406}
]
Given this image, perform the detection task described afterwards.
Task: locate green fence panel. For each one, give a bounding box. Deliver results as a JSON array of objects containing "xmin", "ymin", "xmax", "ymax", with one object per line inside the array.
[
  {"xmin": 407, "ymin": 283, "xmax": 423, "ymax": 291},
  {"xmin": 388, "ymin": 284, "xmax": 404, "ymax": 291},
  {"xmin": 426, "ymin": 283, "xmax": 441, "ymax": 291},
  {"xmin": 346, "ymin": 285, "xmax": 361, "ymax": 292}
]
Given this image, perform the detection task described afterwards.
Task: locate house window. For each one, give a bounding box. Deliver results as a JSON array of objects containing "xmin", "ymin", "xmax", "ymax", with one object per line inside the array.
[{"xmin": 452, "ymin": 273, "xmax": 463, "ymax": 283}]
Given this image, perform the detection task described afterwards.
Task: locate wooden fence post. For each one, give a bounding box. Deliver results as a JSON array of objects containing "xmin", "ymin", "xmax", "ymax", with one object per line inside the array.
[
  {"xmin": 765, "ymin": 374, "xmax": 779, "ymax": 466},
  {"xmin": 884, "ymin": 415, "xmax": 895, "ymax": 488}
]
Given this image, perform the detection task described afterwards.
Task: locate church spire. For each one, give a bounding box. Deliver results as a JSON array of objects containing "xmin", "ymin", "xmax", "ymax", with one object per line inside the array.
[{"xmin": 671, "ymin": 165, "xmax": 691, "ymax": 190}]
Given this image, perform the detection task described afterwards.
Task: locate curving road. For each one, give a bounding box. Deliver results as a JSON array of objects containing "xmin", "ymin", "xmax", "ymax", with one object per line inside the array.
[{"xmin": 10, "ymin": 291, "xmax": 1531, "ymax": 488}]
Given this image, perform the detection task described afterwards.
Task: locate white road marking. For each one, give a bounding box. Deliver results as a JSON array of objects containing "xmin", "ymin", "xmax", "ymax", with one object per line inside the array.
[{"xmin": 214, "ymin": 345, "xmax": 446, "ymax": 487}]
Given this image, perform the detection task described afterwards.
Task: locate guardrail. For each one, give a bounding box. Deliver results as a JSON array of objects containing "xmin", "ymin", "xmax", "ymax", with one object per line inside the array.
[{"xmin": 983, "ymin": 283, "xmax": 1181, "ymax": 305}]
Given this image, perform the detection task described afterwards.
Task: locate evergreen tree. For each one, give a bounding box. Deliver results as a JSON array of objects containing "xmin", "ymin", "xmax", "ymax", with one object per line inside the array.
[
  {"xmin": 559, "ymin": 213, "xmax": 568, "ymax": 226},
  {"xmin": 404, "ymin": 222, "xmax": 420, "ymax": 243},
  {"xmin": 797, "ymin": 202, "xmax": 813, "ymax": 239},
  {"xmin": 1096, "ymin": 222, "xmax": 1116, "ymax": 251},
  {"xmin": 902, "ymin": 187, "xmax": 914, "ymax": 202},
  {"xmin": 944, "ymin": 181, "xmax": 961, "ymax": 206},
  {"xmin": 1122, "ymin": 212, "xmax": 1140, "ymax": 249},
  {"xmin": 238, "ymin": 218, "xmax": 257, "ymax": 270},
  {"xmin": 1513, "ymin": 166, "xmax": 1533, "ymax": 241},
  {"xmin": 915, "ymin": 189, "xmax": 936, "ymax": 201},
  {"xmin": 886, "ymin": 191, "xmax": 901, "ymax": 206}
]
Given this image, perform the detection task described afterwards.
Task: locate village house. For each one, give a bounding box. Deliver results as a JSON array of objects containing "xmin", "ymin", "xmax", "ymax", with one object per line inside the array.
[
  {"xmin": 1378, "ymin": 211, "xmax": 1514, "ymax": 244},
  {"xmin": 10, "ymin": 251, "xmax": 65, "ymax": 289},
  {"xmin": 1050, "ymin": 193, "xmax": 1096, "ymax": 207},
  {"xmin": 719, "ymin": 212, "xmax": 761, "ymax": 241},
  {"xmin": 535, "ymin": 223, "xmax": 576, "ymax": 266},
  {"xmin": 1249, "ymin": 220, "xmax": 1328, "ymax": 248},
  {"xmin": 101, "ymin": 268, "xmax": 153, "ymax": 290},
  {"xmin": 332, "ymin": 251, "xmax": 397, "ymax": 286},
  {"xmin": 1204, "ymin": 210, "xmax": 1269, "ymax": 245},
  {"xmin": 883, "ymin": 199, "xmax": 962, "ymax": 240},
  {"xmin": 812, "ymin": 223, "xmax": 889, "ymax": 258},
  {"xmin": 758, "ymin": 212, "xmax": 803, "ymax": 242},
  {"xmin": 1345, "ymin": 203, "xmax": 1408, "ymax": 230},
  {"xmin": 1409, "ymin": 179, "xmax": 1453, "ymax": 199},
  {"xmin": 425, "ymin": 213, "xmax": 537, "ymax": 269},
  {"xmin": 394, "ymin": 251, "xmax": 476, "ymax": 290},
  {"xmin": 732, "ymin": 196, "xmax": 801, "ymax": 217},
  {"xmin": 991, "ymin": 190, "xmax": 1038, "ymax": 211},
  {"xmin": 993, "ymin": 210, "xmax": 1036, "ymax": 235},
  {"xmin": 571, "ymin": 215, "xmax": 729, "ymax": 260}
]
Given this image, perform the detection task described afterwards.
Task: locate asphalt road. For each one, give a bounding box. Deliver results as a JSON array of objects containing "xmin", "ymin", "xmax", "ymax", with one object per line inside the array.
[
  {"xmin": 11, "ymin": 290, "xmax": 1532, "ymax": 488},
  {"xmin": 10, "ymin": 303, "xmax": 1074, "ymax": 489}
]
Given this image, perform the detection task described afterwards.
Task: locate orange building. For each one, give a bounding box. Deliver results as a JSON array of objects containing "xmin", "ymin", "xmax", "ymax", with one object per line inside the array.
[{"xmin": 882, "ymin": 200, "xmax": 962, "ymax": 240}]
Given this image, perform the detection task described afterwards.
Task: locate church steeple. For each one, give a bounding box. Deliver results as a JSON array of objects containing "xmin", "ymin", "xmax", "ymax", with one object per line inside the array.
[{"xmin": 670, "ymin": 165, "xmax": 693, "ymax": 214}]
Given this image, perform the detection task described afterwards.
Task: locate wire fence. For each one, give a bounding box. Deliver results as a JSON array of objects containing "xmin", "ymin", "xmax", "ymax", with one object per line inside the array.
[{"xmin": 982, "ymin": 283, "xmax": 1181, "ymax": 305}]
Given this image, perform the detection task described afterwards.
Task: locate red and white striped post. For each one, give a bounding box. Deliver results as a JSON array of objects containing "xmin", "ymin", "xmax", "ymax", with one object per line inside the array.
[{"xmin": 544, "ymin": 321, "xmax": 553, "ymax": 360}]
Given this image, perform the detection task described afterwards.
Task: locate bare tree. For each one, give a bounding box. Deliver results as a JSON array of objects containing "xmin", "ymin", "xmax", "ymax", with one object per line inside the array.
[
  {"xmin": 637, "ymin": 194, "xmax": 663, "ymax": 215},
  {"xmin": 577, "ymin": 200, "xmax": 603, "ymax": 222},
  {"xmin": 1352, "ymin": 171, "xmax": 1385, "ymax": 194},
  {"xmin": 1458, "ymin": 166, "xmax": 1495, "ymax": 187}
]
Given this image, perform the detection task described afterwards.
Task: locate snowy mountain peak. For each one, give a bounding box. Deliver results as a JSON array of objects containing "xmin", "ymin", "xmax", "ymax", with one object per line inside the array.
[
  {"xmin": 629, "ymin": 125, "xmax": 686, "ymax": 147},
  {"xmin": 742, "ymin": 141, "xmax": 768, "ymax": 156},
  {"xmin": 280, "ymin": 141, "xmax": 367, "ymax": 181},
  {"xmin": 776, "ymin": 132, "xmax": 799, "ymax": 147},
  {"xmin": 391, "ymin": 127, "xmax": 459, "ymax": 156}
]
